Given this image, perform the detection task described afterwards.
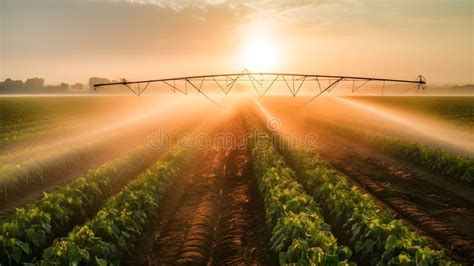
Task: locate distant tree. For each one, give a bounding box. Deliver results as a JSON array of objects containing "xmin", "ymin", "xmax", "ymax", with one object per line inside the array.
[
  {"xmin": 24, "ymin": 78, "xmax": 44, "ymax": 90},
  {"xmin": 88, "ymin": 77, "xmax": 111, "ymax": 89},
  {"xmin": 70, "ymin": 83, "xmax": 84, "ymax": 90},
  {"xmin": 0, "ymin": 78, "xmax": 25, "ymax": 92},
  {"xmin": 44, "ymin": 83, "xmax": 68, "ymax": 93},
  {"xmin": 60, "ymin": 83, "xmax": 68, "ymax": 90},
  {"xmin": 0, "ymin": 79, "xmax": 7, "ymax": 90}
]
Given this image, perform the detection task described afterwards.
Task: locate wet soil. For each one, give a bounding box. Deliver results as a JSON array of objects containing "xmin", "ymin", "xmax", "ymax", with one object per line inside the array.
[{"xmin": 126, "ymin": 118, "xmax": 276, "ymax": 265}]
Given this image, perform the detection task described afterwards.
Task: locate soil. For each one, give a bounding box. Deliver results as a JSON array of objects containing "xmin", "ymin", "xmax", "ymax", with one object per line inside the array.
[{"xmin": 125, "ymin": 117, "xmax": 276, "ymax": 265}]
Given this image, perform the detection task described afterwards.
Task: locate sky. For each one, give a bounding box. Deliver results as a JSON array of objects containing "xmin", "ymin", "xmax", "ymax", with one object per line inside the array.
[{"xmin": 0, "ymin": 0, "xmax": 473, "ymax": 85}]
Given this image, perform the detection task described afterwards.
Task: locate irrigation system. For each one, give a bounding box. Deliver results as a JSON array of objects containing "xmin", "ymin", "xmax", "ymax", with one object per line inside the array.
[{"xmin": 94, "ymin": 69, "xmax": 426, "ymax": 105}]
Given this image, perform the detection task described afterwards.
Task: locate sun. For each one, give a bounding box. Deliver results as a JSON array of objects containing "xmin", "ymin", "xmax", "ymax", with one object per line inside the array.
[{"xmin": 242, "ymin": 35, "xmax": 277, "ymax": 72}]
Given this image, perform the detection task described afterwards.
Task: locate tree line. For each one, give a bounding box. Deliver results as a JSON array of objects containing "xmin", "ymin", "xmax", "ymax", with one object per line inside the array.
[{"xmin": 0, "ymin": 77, "xmax": 117, "ymax": 94}]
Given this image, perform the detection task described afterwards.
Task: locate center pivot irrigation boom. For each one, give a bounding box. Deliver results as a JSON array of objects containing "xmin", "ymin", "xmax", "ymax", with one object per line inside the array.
[{"xmin": 93, "ymin": 69, "xmax": 426, "ymax": 105}]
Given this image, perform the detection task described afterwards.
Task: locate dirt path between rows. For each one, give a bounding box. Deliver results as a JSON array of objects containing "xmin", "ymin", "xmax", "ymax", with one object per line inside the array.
[
  {"xmin": 147, "ymin": 147, "xmax": 224, "ymax": 265},
  {"xmin": 126, "ymin": 118, "xmax": 276, "ymax": 265},
  {"xmin": 210, "ymin": 121, "xmax": 274, "ymax": 265},
  {"xmin": 296, "ymin": 122, "xmax": 474, "ymax": 264}
]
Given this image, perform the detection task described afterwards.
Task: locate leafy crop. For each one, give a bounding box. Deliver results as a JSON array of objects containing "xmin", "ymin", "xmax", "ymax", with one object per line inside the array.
[
  {"xmin": 247, "ymin": 120, "xmax": 353, "ymax": 265},
  {"xmin": 0, "ymin": 123, "xmax": 153, "ymax": 201},
  {"xmin": 0, "ymin": 97, "xmax": 110, "ymax": 130},
  {"xmin": 0, "ymin": 142, "xmax": 100, "ymax": 198},
  {"xmin": 0, "ymin": 113, "xmax": 94, "ymax": 149},
  {"xmin": 42, "ymin": 146, "xmax": 189, "ymax": 264},
  {"xmin": 0, "ymin": 145, "xmax": 160, "ymax": 264},
  {"xmin": 371, "ymin": 136, "xmax": 473, "ymax": 183},
  {"xmin": 283, "ymin": 147, "xmax": 458, "ymax": 265},
  {"xmin": 315, "ymin": 118, "xmax": 473, "ymax": 184}
]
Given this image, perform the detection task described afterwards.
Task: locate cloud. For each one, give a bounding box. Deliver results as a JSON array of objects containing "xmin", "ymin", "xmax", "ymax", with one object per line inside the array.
[
  {"xmin": 2, "ymin": 1, "xmax": 253, "ymax": 59},
  {"xmin": 1, "ymin": 0, "xmax": 472, "ymax": 84}
]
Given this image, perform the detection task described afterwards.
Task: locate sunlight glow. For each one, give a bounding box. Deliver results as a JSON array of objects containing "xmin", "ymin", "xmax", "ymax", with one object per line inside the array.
[
  {"xmin": 253, "ymin": 98, "xmax": 273, "ymax": 120},
  {"xmin": 242, "ymin": 35, "xmax": 278, "ymax": 72}
]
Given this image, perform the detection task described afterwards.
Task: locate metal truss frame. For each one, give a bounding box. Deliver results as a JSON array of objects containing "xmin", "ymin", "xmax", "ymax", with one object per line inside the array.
[{"xmin": 94, "ymin": 69, "xmax": 426, "ymax": 106}]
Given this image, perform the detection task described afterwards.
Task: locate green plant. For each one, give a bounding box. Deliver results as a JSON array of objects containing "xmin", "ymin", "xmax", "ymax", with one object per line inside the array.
[
  {"xmin": 0, "ymin": 145, "xmax": 160, "ymax": 264},
  {"xmin": 283, "ymin": 147, "xmax": 458, "ymax": 265},
  {"xmin": 42, "ymin": 146, "xmax": 190, "ymax": 264},
  {"xmin": 313, "ymin": 118, "xmax": 473, "ymax": 184},
  {"xmin": 247, "ymin": 119, "xmax": 353, "ymax": 265}
]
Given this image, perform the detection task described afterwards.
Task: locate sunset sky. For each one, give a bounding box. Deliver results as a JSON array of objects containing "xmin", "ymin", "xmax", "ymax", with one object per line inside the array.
[{"xmin": 1, "ymin": 0, "xmax": 472, "ymax": 85}]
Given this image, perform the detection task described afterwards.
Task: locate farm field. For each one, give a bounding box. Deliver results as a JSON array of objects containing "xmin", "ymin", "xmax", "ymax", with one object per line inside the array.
[
  {"xmin": 0, "ymin": 95, "xmax": 473, "ymax": 265},
  {"xmin": 345, "ymin": 96, "xmax": 474, "ymax": 129}
]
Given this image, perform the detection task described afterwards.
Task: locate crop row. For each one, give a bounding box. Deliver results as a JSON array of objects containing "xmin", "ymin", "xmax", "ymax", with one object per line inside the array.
[
  {"xmin": 0, "ymin": 115, "xmax": 95, "ymax": 149},
  {"xmin": 0, "ymin": 145, "xmax": 162, "ymax": 264},
  {"xmin": 0, "ymin": 121, "xmax": 167, "ymax": 200},
  {"xmin": 0, "ymin": 133, "xmax": 121, "ymax": 200},
  {"xmin": 313, "ymin": 118, "xmax": 473, "ymax": 184},
  {"xmin": 369, "ymin": 135, "xmax": 473, "ymax": 183},
  {"xmin": 0, "ymin": 99, "xmax": 86, "ymax": 128},
  {"xmin": 0, "ymin": 104, "xmax": 53, "ymax": 126},
  {"xmin": 0, "ymin": 112, "xmax": 91, "ymax": 134},
  {"xmin": 42, "ymin": 145, "xmax": 191, "ymax": 264},
  {"xmin": 281, "ymin": 145, "xmax": 458, "ymax": 265},
  {"xmin": 247, "ymin": 119, "xmax": 353, "ymax": 265}
]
